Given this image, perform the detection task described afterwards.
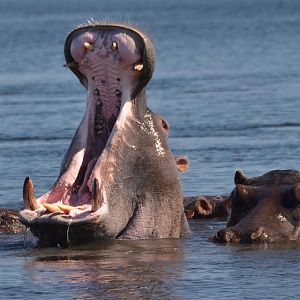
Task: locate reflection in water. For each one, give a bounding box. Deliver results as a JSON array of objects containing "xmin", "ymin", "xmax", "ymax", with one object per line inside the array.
[{"xmin": 25, "ymin": 239, "xmax": 185, "ymax": 299}]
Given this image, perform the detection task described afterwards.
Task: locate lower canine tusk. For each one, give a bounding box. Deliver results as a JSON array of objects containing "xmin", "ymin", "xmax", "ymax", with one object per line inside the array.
[
  {"xmin": 23, "ymin": 177, "xmax": 40, "ymax": 210},
  {"xmin": 92, "ymin": 178, "xmax": 100, "ymax": 212}
]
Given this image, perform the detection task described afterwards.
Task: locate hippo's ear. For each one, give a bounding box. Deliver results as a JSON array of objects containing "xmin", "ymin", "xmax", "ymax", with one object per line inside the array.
[
  {"xmin": 161, "ymin": 117, "xmax": 169, "ymax": 132},
  {"xmin": 175, "ymin": 156, "xmax": 189, "ymax": 173},
  {"xmin": 232, "ymin": 184, "xmax": 259, "ymax": 202},
  {"xmin": 196, "ymin": 197, "xmax": 213, "ymax": 216},
  {"xmin": 234, "ymin": 170, "xmax": 249, "ymax": 185},
  {"xmin": 293, "ymin": 183, "xmax": 300, "ymax": 202}
]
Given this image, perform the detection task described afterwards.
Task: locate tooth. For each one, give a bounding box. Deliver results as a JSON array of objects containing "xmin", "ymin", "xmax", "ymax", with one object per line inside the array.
[
  {"xmin": 57, "ymin": 203, "xmax": 85, "ymax": 214},
  {"xmin": 83, "ymin": 42, "xmax": 93, "ymax": 50},
  {"xmin": 134, "ymin": 63, "xmax": 144, "ymax": 71},
  {"xmin": 43, "ymin": 203, "xmax": 64, "ymax": 214},
  {"xmin": 111, "ymin": 41, "xmax": 118, "ymax": 50},
  {"xmin": 91, "ymin": 178, "xmax": 100, "ymax": 212},
  {"xmin": 23, "ymin": 176, "xmax": 40, "ymax": 210},
  {"xmin": 80, "ymin": 57, "xmax": 88, "ymax": 65}
]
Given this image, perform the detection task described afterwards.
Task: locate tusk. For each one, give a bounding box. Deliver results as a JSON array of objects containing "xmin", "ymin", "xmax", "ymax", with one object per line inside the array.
[
  {"xmin": 133, "ymin": 63, "xmax": 144, "ymax": 71},
  {"xmin": 43, "ymin": 203, "xmax": 64, "ymax": 214},
  {"xmin": 83, "ymin": 42, "xmax": 93, "ymax": 50},
  {"xmin": 23, "ymin": 177, "xmax": 40, "ymax": 210},
  {"xmin": 91, "ymin": 178, "xmax": 100, "ymax": 212}
]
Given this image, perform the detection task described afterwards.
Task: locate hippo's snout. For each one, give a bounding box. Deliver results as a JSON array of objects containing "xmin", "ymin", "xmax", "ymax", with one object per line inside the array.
[
  {"xmin": 214, "ymin": 227, "xmax": 273, "ymax": 244},
  {"xmin": 250, "ymin": 227, "xmax": 273, "ymax": 243}
]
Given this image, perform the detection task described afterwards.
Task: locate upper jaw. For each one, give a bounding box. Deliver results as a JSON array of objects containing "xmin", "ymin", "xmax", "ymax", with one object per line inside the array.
[
  {"xmin": 20, "ymin": 22, "xmax": 155, "ymax": 229},
  {"xmin": 64, "ymin": 21, "xmax": 155, "ymax": 98}
]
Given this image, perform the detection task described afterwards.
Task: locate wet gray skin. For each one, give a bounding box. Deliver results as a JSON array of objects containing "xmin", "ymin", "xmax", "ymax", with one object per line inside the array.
[
  {"xmin": 214, "ymin": 170, "xmax": 300, "ymax": 243},
  {"xmin": 19, "ymin": 21, "xmax": 189, "ymax": 246},
  {"xmin": 234, "ymin": 169, "xmax": 300, "ymax": 186}
]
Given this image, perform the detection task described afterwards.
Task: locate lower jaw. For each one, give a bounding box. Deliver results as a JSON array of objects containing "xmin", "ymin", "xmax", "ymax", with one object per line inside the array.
[
  {"xmin": 19, "ymin": 103, "xmax": 126, "ymax": 245},
  {"xmin": 19, "ymin": 205, "xmax": 109, "ymax": 246},
  {"xmin": 27, "ymin": 219, "xmax": 110, "ymax": 247}
]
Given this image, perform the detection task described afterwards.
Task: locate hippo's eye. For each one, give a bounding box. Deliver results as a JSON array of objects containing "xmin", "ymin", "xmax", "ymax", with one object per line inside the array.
[{"xmin": 111, "ymin": 41, "xmax": 118, "ymax": 51}]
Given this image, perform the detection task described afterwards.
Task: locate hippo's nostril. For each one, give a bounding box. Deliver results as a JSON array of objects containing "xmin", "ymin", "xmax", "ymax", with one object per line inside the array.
[
  {"xmin": 215, "ymin": 229, "xmax": 228, "ymax": 242},
  {"xmin": 251, "ymin": 227, "xmax": 264, "ymax": 241},
  {"xmin": 250, "ymin": 227, "xmax": 271, "ymax": 243},
  {"xmin": 215, "ymin": 230, "xmax": 223, "ymax": 241}
]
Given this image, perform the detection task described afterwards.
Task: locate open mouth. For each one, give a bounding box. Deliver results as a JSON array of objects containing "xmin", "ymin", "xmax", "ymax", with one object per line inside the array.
[{"xmin": 19, "ymin": 22, "xmax": 155, "ymax": 233}]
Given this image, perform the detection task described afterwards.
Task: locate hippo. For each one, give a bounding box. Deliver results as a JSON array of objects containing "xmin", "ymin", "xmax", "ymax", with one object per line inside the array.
[
  {"xmin": 234, "ymin": 169, "xmax": 300, "ymax": 186},
  {"xmin": 184, "ymin": 195, "xmax": 230, "ymax": 220},
  {"xmin": 174, "ymin": 155, "xmax": 189, "ymax": 173},
  {"xmin": 214, "ymin": 169, "xmax": 300, "ymax": 243},
  {"xmin": 0, "ymin": 208, "xmax": 25, "ymax": 234},
  {"xmin": 0, "ymin": 156, "xmax": 188, "ymax": 236},
  {"xmin": 19, "ymin": 21, "xmax": 189, "ymax": 246}
]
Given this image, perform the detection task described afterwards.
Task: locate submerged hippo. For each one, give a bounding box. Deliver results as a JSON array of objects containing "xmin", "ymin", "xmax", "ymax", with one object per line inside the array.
[
  {"xmin": 0, "ymin": 208, "xmax": 25, "ymax": 234},
  {"xmin": 214, "ymin": 169, "xmax": 300, "ymax": 243},
  {"xmin": 184, "ymin": 195, "xmax": 230, "ymax": 220},
  {"xmin": 19, "ymin": 21, "xmax": 189, "ymax": 246},
  {"xmin": 234, "ymin": 169, "xmax": 300, "ymax": 186}
]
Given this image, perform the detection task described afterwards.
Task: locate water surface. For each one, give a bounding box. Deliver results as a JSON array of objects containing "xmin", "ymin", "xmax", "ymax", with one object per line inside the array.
[{"xmin": 0, "ymin": 0, "xmax": 300, "ymax": 299}]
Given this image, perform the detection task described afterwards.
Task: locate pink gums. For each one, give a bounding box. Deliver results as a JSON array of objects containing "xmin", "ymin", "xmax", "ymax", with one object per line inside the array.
[{"xmin": 35, "ymin": 28, "xmax": 142, "ymax": 212}]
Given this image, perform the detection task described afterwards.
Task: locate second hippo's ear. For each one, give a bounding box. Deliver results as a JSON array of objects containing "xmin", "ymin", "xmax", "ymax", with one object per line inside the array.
[
  {"xmin": 293, "ymin": 183, "xmax": 300, "ymax": 203},
  {"xmin": 234, "ymin": 169, "xmax": 249, "ymax": 185},
  {"xmin": 196, "ymin": 197, "xmax": 213, "ymax": 216},
  {"xmin": 174, "ymin": 156, "xmax": 189, "ymax": 172}
]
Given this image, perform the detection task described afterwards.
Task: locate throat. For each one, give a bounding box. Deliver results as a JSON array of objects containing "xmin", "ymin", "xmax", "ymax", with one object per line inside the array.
[
  {"xmin": 68, "ymin": 85, "xmax": 122, "ymax": 206},
  {"xmin": 89, "ymin": 67, "xmax": 122, "ymax": 135}
]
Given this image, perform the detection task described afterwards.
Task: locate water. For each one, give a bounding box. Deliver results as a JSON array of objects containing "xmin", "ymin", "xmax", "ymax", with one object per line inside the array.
[{"xmin": 1, "ymin": 0, "xmax": 300, "ymax": 298}]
